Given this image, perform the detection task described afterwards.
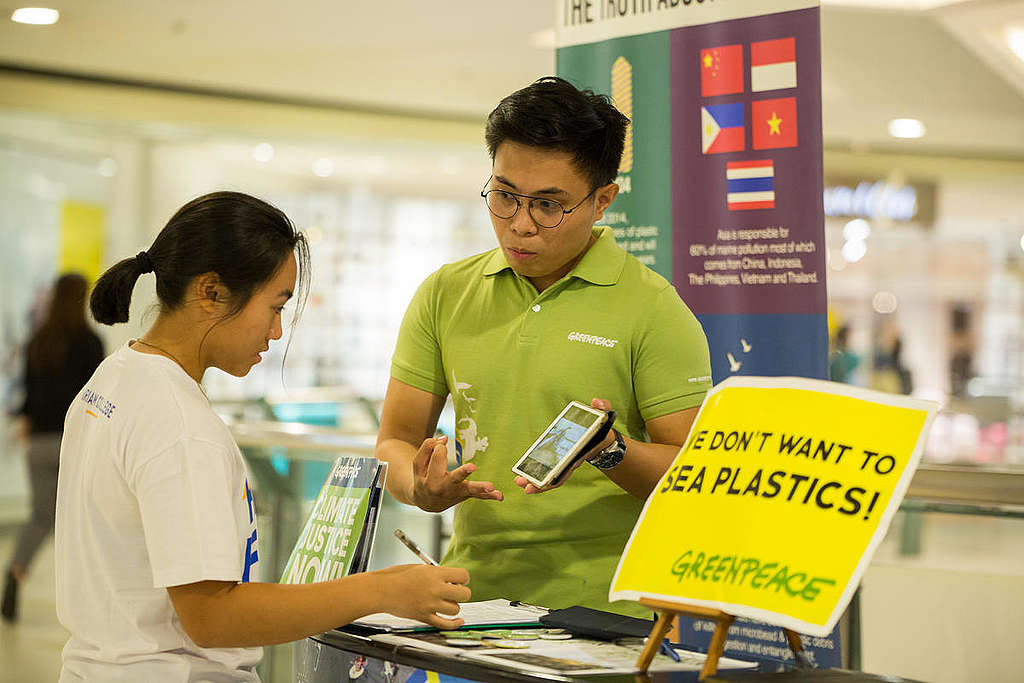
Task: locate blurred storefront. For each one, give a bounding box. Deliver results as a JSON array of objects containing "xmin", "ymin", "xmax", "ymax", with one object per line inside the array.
[{"xmin": 822, "ymin": 148, "xmax": 1024, "ymax": 468}]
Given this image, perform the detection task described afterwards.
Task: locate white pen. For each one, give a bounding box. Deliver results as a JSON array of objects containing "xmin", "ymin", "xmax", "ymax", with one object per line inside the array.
[{"xmin": 394, "ymin": 529, "xmax": 439, "ymax": 566}]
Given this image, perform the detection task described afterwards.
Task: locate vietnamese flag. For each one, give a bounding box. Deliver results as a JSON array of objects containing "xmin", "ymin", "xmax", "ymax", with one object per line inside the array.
[
  {"xmin": 752, "ymin": 97, "xmax": 798, "ymax": 150},
  {"xmin": 700, "ymin": 44, "xmax": 743, "ymax": 97}
]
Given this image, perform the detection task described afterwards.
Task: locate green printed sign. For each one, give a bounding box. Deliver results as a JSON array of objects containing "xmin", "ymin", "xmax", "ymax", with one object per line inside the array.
[
  {"xmin": 558, "ymin": 31, "xmax": 672, "ymax": 279},
  {"xmin": 282, "ymin": 456, "xmax": 386, "ymax": 583}
]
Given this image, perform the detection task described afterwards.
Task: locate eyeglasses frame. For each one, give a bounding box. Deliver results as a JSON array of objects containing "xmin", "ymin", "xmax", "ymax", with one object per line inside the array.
[{"xmin": 480, "ymin": 177, "xmax": 601, "ymax": 229}]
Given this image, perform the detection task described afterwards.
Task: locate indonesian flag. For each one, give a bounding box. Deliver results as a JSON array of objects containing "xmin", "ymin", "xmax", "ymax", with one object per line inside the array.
[{"xmin": 751, "ymin": 38, "xmax": 796, "ymax": 92}]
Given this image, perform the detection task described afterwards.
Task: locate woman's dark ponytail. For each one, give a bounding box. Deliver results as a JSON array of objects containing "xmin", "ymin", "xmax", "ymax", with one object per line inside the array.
[
  {"xmin": 90, "ymin": 254, "xmax": 154, "ymax": 325},
  {"xmin": 88, "ymin": 191, "xmax": 309, "ymax": 331}
]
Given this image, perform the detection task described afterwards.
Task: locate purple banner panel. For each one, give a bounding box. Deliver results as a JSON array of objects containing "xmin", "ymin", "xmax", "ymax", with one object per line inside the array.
[{"xmin": 671, "ymin": 8, "xmax": 826, "ymax": 316}]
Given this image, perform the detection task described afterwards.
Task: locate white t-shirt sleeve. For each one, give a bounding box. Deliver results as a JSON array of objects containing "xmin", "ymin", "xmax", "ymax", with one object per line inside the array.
[{"xmin": 130, "ymin": 437, "xmax": 246, "ymax": 588}]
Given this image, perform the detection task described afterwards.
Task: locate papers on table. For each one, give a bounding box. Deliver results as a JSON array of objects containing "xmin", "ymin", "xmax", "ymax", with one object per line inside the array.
[
  {"xmin": 366, "ymin": 630, "xmax": 758, "ymax": 675},
  {"xmin": 349, "ymin": 599, "xmax": 547, "ymax": 632}
]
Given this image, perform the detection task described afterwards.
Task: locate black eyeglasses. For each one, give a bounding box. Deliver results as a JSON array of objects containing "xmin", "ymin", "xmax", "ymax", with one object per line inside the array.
[{"xmin": 481, "ymin": 177, "xmax": 599, "ymax": 229}]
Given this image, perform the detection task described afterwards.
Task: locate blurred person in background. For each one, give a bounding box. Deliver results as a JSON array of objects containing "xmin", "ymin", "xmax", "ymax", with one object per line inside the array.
[
  {"xmin": 829, "ymin": 324, "xmax": 860, "ymax": 384},
  {"xmin": 949, "ymin": 305, "xmax": 974, "ymax": 398},
  {"xmin": 2, "ymin": 273, "xmax": 104, "ymax": 622},
  {"xmin": 872, "ymin": 335, "xmax": 913, "ymax": 396}
]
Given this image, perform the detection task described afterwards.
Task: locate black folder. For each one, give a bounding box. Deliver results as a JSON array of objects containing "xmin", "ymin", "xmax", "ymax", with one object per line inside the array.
[{"xmin": 539, "ymin": 605, "xmax": 655, "ymax": 641}]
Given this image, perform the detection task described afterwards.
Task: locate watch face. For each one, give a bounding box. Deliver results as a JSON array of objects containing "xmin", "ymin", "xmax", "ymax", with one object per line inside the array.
[{"xmin": 592, "ymin": 431, "xmax": 626, "ymax": 469}]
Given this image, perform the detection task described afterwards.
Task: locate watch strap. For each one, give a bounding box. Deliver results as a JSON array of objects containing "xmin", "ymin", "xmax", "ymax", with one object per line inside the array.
[
  {"xmin": 589, "ymin": 428, "xmax": 626, "ymax": 470},
  {"xmin": 551, "ymin": 410, "xmax": 616, "ymax": 486}
]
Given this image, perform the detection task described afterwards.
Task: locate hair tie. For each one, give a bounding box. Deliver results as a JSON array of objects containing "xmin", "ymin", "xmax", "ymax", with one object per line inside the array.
[{"xmin": 135, "ymin": 251, "xmax": 154, "ymax": 274}]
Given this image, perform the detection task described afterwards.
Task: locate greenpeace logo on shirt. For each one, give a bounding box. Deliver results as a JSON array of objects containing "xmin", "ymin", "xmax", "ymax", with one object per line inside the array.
[{"xmin": 567, "ymin": 331, "xmax": 619, "ymax": 348}]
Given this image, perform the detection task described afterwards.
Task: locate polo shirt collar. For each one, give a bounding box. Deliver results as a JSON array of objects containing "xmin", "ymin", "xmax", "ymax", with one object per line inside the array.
[
  {"xmin": 571, "ymin": 226, "xmax": 625, "ymax": 285},
  {"xmin": 481, "ymin": 226, "xmax": 625, "ymax": 286},
  {"xmin": 482, "ymin": 247, "xmax": 510, "ymax": 276}
]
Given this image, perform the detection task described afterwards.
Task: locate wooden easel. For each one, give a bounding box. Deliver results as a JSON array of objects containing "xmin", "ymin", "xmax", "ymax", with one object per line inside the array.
[{"xmin": 635, "ymin": 598, "xmax": 813, "ymax": 681}]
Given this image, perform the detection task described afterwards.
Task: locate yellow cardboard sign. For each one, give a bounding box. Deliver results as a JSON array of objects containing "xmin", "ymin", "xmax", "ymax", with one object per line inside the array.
[{"xmin": 610, "ymin": 376, "xmax": 937, "ymax": 636}]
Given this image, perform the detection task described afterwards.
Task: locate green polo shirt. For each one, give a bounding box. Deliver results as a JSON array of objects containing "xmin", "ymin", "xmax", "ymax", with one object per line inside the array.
[{"xmin": 391, "ymin": 227, "xmax": 711, "ymax": 616}]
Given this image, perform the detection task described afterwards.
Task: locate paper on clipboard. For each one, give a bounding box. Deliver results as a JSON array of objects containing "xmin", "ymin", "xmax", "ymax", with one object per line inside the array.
[{"xmin": 349, "ymin": 598, "xmax": 547, "ymax": 632}]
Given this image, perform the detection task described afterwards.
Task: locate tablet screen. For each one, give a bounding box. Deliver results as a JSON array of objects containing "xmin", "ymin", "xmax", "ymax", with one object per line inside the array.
[{"xmin": 516, "ymin": 404, "xmax": 602, "ymax": 482}]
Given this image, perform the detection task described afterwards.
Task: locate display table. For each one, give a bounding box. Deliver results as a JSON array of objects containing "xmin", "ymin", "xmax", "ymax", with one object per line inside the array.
[{"xmin": 296, "ymin": 629, "xmax": 924, "ymax": 683}]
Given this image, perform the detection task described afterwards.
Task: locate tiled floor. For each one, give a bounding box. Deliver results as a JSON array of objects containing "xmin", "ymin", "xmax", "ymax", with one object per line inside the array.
[{"xmin": 0, "ymin": 525, "xmax": 66, "ymax": 682}]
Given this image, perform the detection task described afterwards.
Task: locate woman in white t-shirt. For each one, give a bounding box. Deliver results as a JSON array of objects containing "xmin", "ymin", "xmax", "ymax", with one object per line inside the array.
[{"xmin": 56, "ymin": 191, "xmax": 470, "ymax": 682}]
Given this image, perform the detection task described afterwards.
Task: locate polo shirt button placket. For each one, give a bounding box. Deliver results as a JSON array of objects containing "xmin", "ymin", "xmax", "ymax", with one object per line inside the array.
[{"xmin": 518, "ymin": 300, "xmax": 541, "ymax": 346}]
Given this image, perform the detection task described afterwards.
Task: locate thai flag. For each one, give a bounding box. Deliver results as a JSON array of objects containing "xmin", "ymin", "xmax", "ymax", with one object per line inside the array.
[
  {"xmin": 701, "ymin": 102, "xmax": 744, "ymax": 155},
  {"xmin": 751, "ymin": 38, "xmax": 796, "ymax": 92},
  {"xmin": 727, "ymin": 160, "xmax": 775, "ymax": 210}
]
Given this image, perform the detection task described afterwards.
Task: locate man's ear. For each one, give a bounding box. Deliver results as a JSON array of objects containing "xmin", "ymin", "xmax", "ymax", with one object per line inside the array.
[
  {"xmin": 194, "ymin": 272, "xmax": 228, "ymax": 314},
  {"xmin": 592, "ymin": 182, "xmax": 620, "ymax": 223}
]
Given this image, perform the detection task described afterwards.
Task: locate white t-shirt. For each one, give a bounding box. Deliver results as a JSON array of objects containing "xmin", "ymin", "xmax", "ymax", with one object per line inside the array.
[{"xmin": 56, "ymin": 342, "xmax": 262, "ymax": 682}]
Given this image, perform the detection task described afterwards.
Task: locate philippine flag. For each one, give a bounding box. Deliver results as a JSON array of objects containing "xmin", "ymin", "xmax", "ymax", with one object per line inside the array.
[
  {"xmin": 701, "ymin": 103, "xmax": 745, "ymax": 154},
  {"xmin": 751, "ymin": 38, "xmax": 797, "ymax": 92},
  {"xmin": 727, "ymin": 160, "xmax": 775, "ymax": 210}
]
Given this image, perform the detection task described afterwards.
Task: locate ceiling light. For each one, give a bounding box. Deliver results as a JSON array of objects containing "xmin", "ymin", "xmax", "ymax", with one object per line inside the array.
[
  {"xmin": 872, "ymin": 291, "xmax": 898, "ymax": 314},
  {"xmin": 888, "ymin": 118, "xmax": 926, "ymax": 139},
  {"xmin": 1008, "ymin": 28, "xmax": 1024, "ymax": 63},
  {"xmin": 842, "ymin": 218, "xmax": 871, "ymax": 242},
  {"xmin": 313, "ymin": 158, "xmax": 334, "ymax": 178},
  {"xmin": 252, "ymin": 143, "xmax": 274, "ymax": 163},
  {"xmin": 11, "ymin": 7, "xmax": 59, "ymax": 25},
  {"xmin": 1019, "ymin": 233, "xmax": 1024, "ymax": 253},
  {"xmin": 841, "ymin": 239, "xmax": 867, "ymax": 263}
]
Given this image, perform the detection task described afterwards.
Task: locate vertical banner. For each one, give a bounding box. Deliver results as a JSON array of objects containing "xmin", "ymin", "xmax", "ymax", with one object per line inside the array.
[
  {"xmin": 557, "ymin": 0, "xmax": 834, "ymax": 670},
  {"xmin": 59, "ymin": 201, "xmax": 106, "ymax": 283},
  {"xmin": 560, "ymin": 31, "xmax": 673, "ymax": 277}
]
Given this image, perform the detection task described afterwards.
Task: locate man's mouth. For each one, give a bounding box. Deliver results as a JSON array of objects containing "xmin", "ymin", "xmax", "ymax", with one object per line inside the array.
[{"xmin": 507, "ymin": 246, "xmax": 536, "ymax": 258}]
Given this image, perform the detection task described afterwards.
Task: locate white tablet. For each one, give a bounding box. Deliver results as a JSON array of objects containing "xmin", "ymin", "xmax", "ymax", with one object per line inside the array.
[{"xmin": 511, "ymin": 401, "xmax": 610, "ymax": 489}]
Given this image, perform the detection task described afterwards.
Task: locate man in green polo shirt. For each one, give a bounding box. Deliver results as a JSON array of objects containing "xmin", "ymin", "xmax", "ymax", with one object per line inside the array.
[{"xmin": 376, "ymin": 77, "xmax": 711, "ymax": 616}]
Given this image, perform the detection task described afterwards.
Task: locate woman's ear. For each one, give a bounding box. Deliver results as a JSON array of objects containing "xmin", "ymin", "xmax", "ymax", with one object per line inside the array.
[{"xmin": 194, "ymin": 272, "xmax": 228, "ymax": 314}]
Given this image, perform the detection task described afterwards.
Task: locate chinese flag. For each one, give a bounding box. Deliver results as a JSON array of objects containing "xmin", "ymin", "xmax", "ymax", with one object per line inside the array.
[
  {"xmin": 700, "ymin": 44, "xmax": 743, "ymax": 97},
  {"xmin": 752, "ymin": 97, "xmax": 798, "ymax": 150}
]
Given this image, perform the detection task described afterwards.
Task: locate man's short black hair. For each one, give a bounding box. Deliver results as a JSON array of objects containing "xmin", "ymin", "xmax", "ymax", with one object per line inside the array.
[{"xmin": 485, "ymin": 76, "xmax": 630, "ymax": 188}]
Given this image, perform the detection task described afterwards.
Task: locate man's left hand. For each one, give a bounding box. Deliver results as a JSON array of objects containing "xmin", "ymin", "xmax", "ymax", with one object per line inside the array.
[{"xmin": 513, "ymin": 398, "xmax": 616, "ymax": 494}]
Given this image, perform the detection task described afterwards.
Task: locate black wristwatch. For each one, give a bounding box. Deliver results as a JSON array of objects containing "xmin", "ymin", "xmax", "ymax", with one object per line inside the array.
[{"xmin": 588, "ymin": 429, "xmax": 626, "ymax": 470}]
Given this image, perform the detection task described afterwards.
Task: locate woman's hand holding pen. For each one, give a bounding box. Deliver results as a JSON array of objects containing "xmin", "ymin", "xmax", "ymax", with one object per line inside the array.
[
  {"xmin": 372, "ymin": 564, "xmax": 471, "ymax": 630},
  {"xmin": 411, "ymin": 435, "xmax": 503, "ymax": 512}
]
